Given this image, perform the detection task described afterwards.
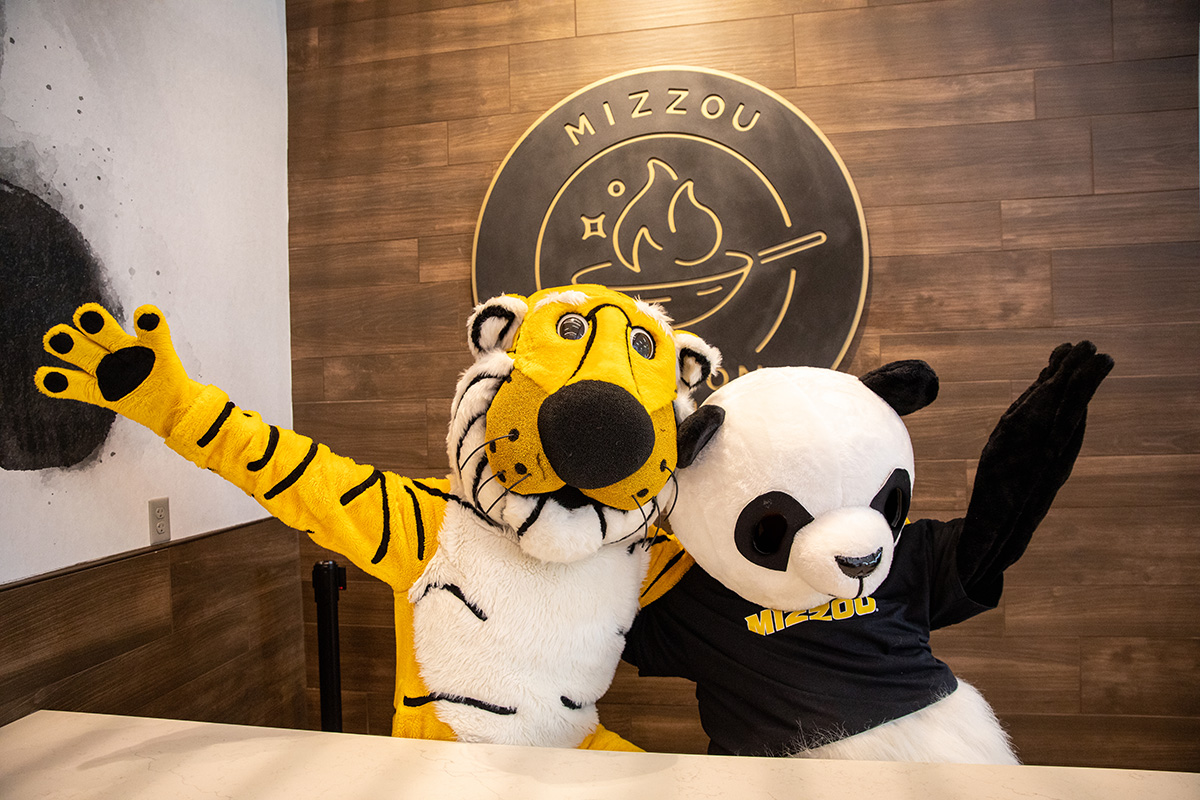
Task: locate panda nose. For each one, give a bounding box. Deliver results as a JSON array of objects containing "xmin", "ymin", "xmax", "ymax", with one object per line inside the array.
[
  {"xmin": 537, "ymin": 380, "xmax": 655, "ymax": 490},
  {"xmin": 836, "ymin": 548, "xmax": 883, "ymax": 579}
]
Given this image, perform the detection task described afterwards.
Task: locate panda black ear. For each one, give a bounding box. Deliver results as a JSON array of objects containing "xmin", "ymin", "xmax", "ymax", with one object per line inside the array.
[
  {"xmin": 677, "ymin": 404, "xmax": 725, "ymax": 469},
  {"xmin": 860, "ymin": 360, "xmax": 939, "ymax": 416}
]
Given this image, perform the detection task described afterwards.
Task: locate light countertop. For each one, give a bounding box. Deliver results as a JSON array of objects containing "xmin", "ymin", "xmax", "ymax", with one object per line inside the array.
[{"xmin": 1, "ymin": 710, "xmax": 1196, "ymax": 799}]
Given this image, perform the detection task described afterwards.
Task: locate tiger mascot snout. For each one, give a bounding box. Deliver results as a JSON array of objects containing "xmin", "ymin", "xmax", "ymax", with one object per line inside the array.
[{"xmin": 456, "ymin": 284, "xmax": 719, "ymax": 563}]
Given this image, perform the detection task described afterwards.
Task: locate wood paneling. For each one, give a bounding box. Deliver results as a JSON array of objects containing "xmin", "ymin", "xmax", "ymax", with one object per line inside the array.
[
  {"xmin": 867, "ymin": 251, "xmax": 1052, "ymax": 332},
  {"xmin": 418, "ymin": 234, "xmax": 475, "ymax": 283},
  {"xmin": 930, "ymin": 635, "xmax": 1081, "ymax": 715},
  {"xmin": 576, "ymin": 0, "xmax": 861, "ymax": 37},
  {"xmin": 1006, "ymin": 506, "xmax": 1200, "ymax": 587},
  {"xmin": 285, "ymin": 0, "xmax": 1200, "ymax": 771},
  {"xmin": 1081, "ymin": 637, "xmax": 1200, "ymax": 717},
  {"xmin": 1092, "ymin": 110, "xmax": 1199, "ymax": 194},
  {"xmin": 1112, "ymin": 0, "xmax": 1200, "ymax": 60},
  {"xmin": 287, "ymin": 0, "xmax": 506, "ymax": 31},
  {"xmin": 1004, "ymin": 585, "xmax": 1200, "ymax": 638},
  {"xmin": 321, "ymin": 350, "xmax": 473, "ymax": 401},
  {"xmin": 288, "ymin": 47, "xmax": 510, "ymax": 132},
  {"xmin": 447, "ymin": 111, "xmax": 539, "ymax": 165},
  {"xmin": 0, "ymin": 520, "xmax": 304, "ymax": 730},
  {"xmin": 290, "ymin": 239, "xmax": 420, "ymax": 293},
  {"xmin": 1035, "ymin": 57, "xmax": 1198, "ymax": 118},
  {"xmin": 1003, "ymin": 713, "xmax": 1200, "ymax": 771},
  {"xmin": 877, "ymin": 325, "xmax": 1200, "ymax": 382},
  {"xmin": 508, "ymin": 17, "xmax": 798, "ymax": 114},
  {"xmin": 863, "ymin": 202, "xmax": 1001, "ymax": 257},
  {"xmin": 290, "ymin": 282, "xmax": 473, "ymax": 358},
  {"xmin": 792, "ymin": 0, "xmax": 1112, "ymax": 86},
  {"xmin": 1052, "ymin": 243, "xmax": 1200, "ymax": 327},
  {"xmin": 315, "ymin": 0, "xmax": 575, "ymax": 66},
  {"xmin": 293, "ymin": 399, "xmax": 429, "ymax": 467},
  {"xmin": 832, "ymin": 119, "xmax": 1093, "ymax": 206},
  {"xmin": 1001, "ymin": 189, "xmax": 1200, "ymax": 251},
  {"xmin": 782, "ymin": 72, "xmax": 1035, "ymax": 135},
  {"xmin": 290, "ymin": 123, "xmax": 448, "ymax": 181},
  {"xmin": 288, "ymin": 163, "xmax": 495, "ymax": 248}
]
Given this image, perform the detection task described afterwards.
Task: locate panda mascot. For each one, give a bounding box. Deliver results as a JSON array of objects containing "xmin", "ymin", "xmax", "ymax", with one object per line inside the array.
[{"xmin": 625, "ymin": 342, "xmax": 1113, "ymax": 763}]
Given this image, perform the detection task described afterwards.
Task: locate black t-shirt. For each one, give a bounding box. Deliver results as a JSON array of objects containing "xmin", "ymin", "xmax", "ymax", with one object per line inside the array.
[{"xmin": 623, "ymin": 518, "xmax": 995, "ymax": 756}]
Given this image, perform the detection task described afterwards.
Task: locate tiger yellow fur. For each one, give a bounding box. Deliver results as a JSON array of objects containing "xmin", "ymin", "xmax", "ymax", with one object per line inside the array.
[{"xmin": 36, "ymin": 285, "xmax": 718, "ymax": 749}]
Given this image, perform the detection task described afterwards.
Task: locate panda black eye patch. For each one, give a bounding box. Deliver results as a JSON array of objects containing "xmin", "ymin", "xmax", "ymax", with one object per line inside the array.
[
  {"xmin": 870, "ymin": 468, "xmax": 912, "ymax": 540},
  {"xmin": 734, "ymin": 491, "xmax": 813, "ymax": 572}
]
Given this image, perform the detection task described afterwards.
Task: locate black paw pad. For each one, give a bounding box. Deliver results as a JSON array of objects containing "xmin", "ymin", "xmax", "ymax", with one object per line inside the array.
[
  {"xmin": 49, "ymin": 332, "xmax": 74, "ymax": 354},
  {"xmin": 43, "ymin": 372, "xmax": 69, "ymax": 393},
  {"xmin": 95, "ymin": 346, "xmax": 155, "ymax": 402},
  {"xmin": 79, "ymin": 310, "xmax": 105, "ymax": 334},
  {"xmin": 137, "ymin": 312, "xmax": 160, "ymax": 331}
]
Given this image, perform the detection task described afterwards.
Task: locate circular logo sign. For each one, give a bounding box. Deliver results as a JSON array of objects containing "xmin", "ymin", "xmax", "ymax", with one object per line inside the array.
[{"xmin": 473, "ymin": 66, "xmax": 868, "ymax": 391}]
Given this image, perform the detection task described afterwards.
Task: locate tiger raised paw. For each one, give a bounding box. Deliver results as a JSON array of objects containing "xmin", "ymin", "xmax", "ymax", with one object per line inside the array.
[{"xmin": 36, "ymin": 285, "xmax": 719, "ymax": 750}]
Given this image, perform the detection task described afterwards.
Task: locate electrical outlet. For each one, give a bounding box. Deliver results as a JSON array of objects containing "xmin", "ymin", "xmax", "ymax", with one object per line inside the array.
[{"xmin": 148, "ymin": 497, "xmax": 171, "ymax": 544}]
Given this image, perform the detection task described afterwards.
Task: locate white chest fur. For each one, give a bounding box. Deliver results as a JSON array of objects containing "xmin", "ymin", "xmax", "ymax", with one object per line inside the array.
[{"xmin": 409, "ymin": 505, "xmax": 649, "ymax": 747}]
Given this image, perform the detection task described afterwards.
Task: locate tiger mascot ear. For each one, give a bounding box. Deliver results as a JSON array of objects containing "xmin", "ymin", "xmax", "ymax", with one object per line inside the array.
[
  {"xmin": 467, "ymin": 294, "xmax": 528, "ymax": 358},
  {"xmin": 673, "ymin": 330, "xmax": 722, "ymax": 417}
]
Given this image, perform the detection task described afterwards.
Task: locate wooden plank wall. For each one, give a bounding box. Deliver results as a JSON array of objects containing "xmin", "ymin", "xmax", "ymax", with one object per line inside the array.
[
  {"xmin": 285, "ymin": 0, "xmax": 1200, "ymax": 770},
  {"xmin": 0, "ymin": 519, "xmax": 306, "ymax": 730}
]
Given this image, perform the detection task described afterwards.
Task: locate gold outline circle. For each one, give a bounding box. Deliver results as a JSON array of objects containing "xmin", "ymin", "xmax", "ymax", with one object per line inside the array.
[{"xmin": 472, "ymin": 65, "xmax": 869, "ymax": 370}]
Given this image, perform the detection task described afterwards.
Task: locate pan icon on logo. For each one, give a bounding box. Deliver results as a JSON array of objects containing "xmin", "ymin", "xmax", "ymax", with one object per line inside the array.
[{"xmin": 475, "ymin": 67, "xmax": 868, "ymax": 395}]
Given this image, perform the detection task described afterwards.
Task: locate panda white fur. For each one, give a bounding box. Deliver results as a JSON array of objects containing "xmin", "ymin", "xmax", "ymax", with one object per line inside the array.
[{"xmin": 626, "ymin": 346, "xmax": 1113, "ymax": 763}]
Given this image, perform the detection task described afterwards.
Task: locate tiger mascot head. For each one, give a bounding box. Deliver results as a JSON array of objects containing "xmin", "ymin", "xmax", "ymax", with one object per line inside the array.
[{"xmin": 449, "ymin": 284, "xmax": 720, "ymax": 564}]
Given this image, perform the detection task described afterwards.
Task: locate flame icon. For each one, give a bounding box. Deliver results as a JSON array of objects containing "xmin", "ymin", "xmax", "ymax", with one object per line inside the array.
[
  {"xmin": 612, "ymin": 159, "xmax": 722, "ymax": 274},
  {"xmin": 572, "ymin": 157, "xmax": 826, "ymax": 352}
]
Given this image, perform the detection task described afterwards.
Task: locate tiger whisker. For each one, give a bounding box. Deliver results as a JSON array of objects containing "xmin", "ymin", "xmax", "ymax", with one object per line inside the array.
[
  {"xmin": 660, "ymin": 464, "xmax": 680, "ymax": 525},
  {"xmin": 484, "ymin": 472, "xmax": 532, "ymax": 517},
  {"xmin": 457, "ymin": 430, "xmax": 516, "ymax": 473},
  {"xmin": 610, "ymin": 496, "xmax": 658, "ymax": 546}
]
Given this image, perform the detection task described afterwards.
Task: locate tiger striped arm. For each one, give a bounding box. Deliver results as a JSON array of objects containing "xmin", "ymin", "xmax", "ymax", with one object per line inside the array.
[{"xmin": 164, "ymin": 385, "xmax": 442, "ymax": 588}]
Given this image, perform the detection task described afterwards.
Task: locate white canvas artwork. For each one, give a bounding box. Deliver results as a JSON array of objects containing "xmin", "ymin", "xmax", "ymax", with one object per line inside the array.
[{"xmin": 0, "ymin": 0, "xmax": 291, "ymax": 584}]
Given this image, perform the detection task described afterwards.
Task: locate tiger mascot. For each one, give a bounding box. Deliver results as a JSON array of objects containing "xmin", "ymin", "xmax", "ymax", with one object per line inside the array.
[{"xmin": 34, "ymin": 284, "xmax": 719, "ymax": 750}]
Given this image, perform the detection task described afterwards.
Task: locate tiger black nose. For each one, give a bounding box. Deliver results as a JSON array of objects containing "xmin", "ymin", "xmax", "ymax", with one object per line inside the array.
[
  {"xmin": 537, "ymin": 380, "xmax": 655, "ymax": 490},
  {"xmin": 836, "ymin": 548, "xmax": 883, "ymax": 579}
]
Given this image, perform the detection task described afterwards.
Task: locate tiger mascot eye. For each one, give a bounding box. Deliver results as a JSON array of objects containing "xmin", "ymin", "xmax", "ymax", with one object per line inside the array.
[{"xmin": 34, "ymin": 284, "xmax": 719, "ymax": 750}]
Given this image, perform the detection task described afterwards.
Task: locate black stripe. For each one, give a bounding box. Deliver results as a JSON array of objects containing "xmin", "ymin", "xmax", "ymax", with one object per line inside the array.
[
  {"xmin": 370, "ymin": 476, "xmax": 392, "ymax": 564},
  {"xmin": 263, "ymin": 441, "xmax": 318, "ymax": 500},
  {"xmin": 411, "ymin": 479, "xmax": 501, "ymax": 529},
  {"xmin": 404, "ymin": 693, "xmax": 515, "ymax": 716},
  {"xmin": 567, "ymin": 303, "xmax": 633, "ymax": 383},
  {"xmin": 630, "ymin": 532, "xmax": 672, "ymax": 555},
  {"xmin": 420, "ymin": 583, "xmax": 487, "ymax": 620},
  {"xmin": 640, "ymin": 549, "xmax": 686, "ymax": 599},
  {"xmin": 403, "ymin": 484, "xmax": 424, "ymax": 561},
  {"xmin": 341, "ymin": 470, "xmax": 382, "ymax": 506},
  {"xmin": 470, "ymin": 455, "xmax": 489, "ymax": 507},
  {"xmin": 561, "ymin": 696, "xmax": 584, "ymax": 710},
  {"xmin": 515, "ymin": 495, "xmax": 549, "ymax": 538},
  {"xmin": 196, "ymin": 401, "xmax": 235, "ymax": 447},
  {"xmin": 679, "ymin": 346, "xmax": 713, "ymax": 387},
  {"xmin": 247, "ymin": 426, "xmax": 279, "ymax": 471},
  {"xmin": 594, "ymin": 504, "xmax": 607, "ymax": 540},
  {"xmin": 470, "ymin": 306, "xmax": 516, "ymax": 354},
  {"xmin": 451, "ymin": 373, "xmax": 503, "ymax": 420},
  {"xmin": 454, "ymin": 411, "xmax": 487, "ymax": 468}
]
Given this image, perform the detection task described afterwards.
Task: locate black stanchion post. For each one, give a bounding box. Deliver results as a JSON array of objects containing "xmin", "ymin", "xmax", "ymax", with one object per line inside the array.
[{"xmin": 312, "ymin": 560, "xmax": 347, "ymax": 733}]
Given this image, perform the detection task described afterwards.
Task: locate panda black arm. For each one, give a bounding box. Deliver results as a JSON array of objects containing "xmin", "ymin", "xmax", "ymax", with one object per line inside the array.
[{"xmin": 954, "ymin": 342, "xmax": 1113, "ymax": 597}]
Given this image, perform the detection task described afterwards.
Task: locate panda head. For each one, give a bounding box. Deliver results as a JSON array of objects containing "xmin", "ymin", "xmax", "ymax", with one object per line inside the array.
[{"xmin": 672, "ymin": 362, "xmax": 938, "ymax": 611}]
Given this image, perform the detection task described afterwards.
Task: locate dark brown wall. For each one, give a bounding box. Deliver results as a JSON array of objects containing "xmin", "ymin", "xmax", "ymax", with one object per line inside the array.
[
  {"xmin": 0, "ymin": 519, "xmax": 306, "ymax": 730},
  {"xmin": 285, "ymin": 0, "xmax": 1200, "ymax": 771}
]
